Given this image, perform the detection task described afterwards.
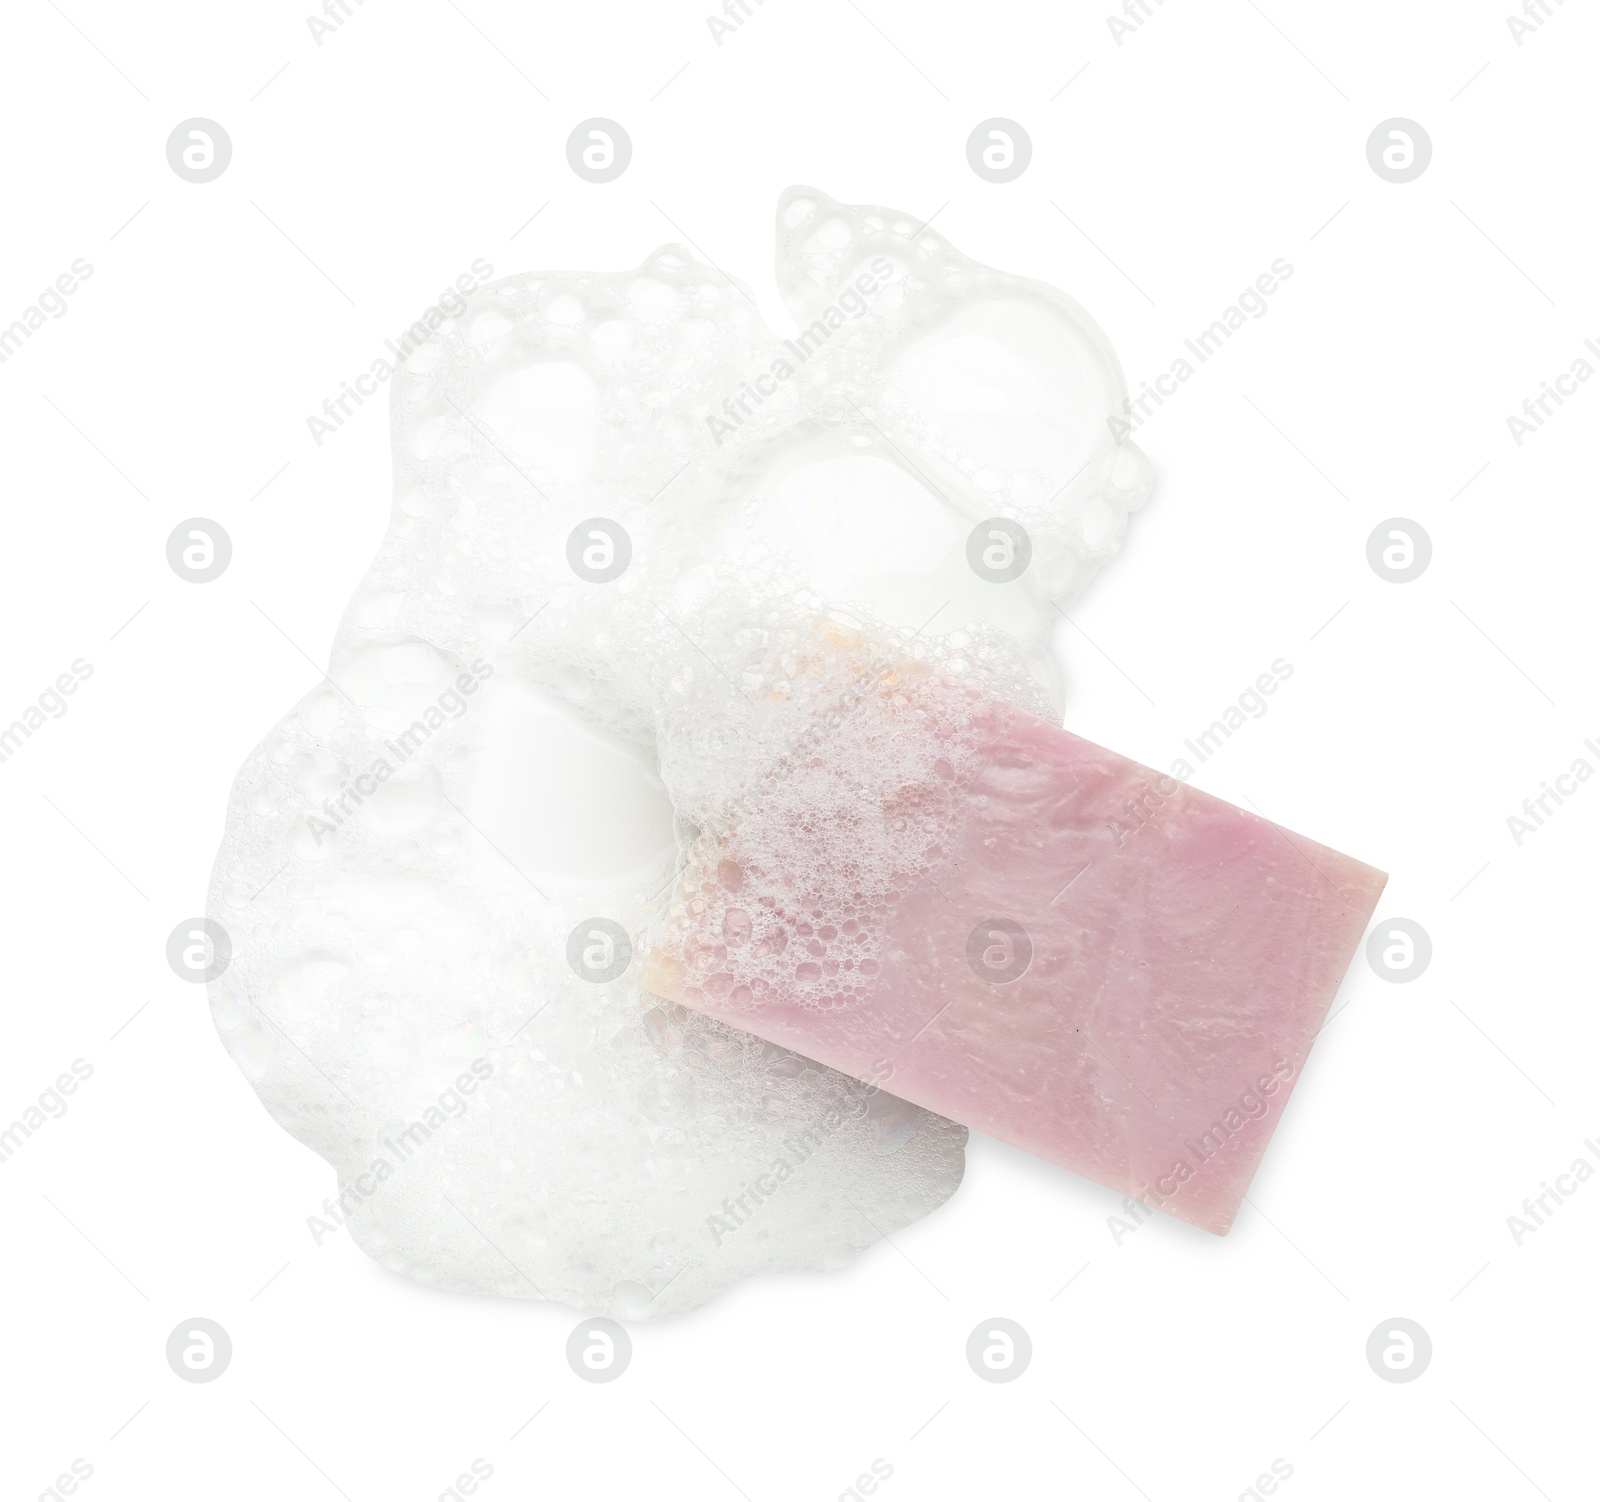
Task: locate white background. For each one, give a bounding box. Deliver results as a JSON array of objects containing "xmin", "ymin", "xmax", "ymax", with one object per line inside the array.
[{"xmin": 2, "ymin": 1, "xmax": 1596, "ymax": 1499}]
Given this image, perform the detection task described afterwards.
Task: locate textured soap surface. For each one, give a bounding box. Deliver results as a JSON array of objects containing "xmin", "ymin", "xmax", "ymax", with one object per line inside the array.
[{"xmin": 643, "ymin": 658, "xmax": 1386, "ymax": 1234}]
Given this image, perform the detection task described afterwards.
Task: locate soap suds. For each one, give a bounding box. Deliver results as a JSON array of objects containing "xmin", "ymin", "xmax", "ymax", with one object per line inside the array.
[{"xmin": 208, "ymin": 187, "xmax": 1149, "ymax": 1317}]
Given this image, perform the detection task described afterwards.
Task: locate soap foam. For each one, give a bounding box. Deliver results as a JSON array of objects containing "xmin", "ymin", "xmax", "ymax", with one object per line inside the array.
[{"xmin": 209, "ymin": 187, "xmax": 1149, "ymax": 1317}]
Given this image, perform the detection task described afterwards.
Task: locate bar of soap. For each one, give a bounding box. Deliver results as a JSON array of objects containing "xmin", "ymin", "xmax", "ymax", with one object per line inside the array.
[{"xmin": 643, "ymin": 660, "xmax": 1386, "ymax": 1234}]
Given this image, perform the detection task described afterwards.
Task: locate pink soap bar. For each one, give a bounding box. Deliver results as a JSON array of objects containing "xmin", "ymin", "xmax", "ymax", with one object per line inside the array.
[{"xmin": 644, "ymin": 684, "xmax": 1386, "ymax": 1234}]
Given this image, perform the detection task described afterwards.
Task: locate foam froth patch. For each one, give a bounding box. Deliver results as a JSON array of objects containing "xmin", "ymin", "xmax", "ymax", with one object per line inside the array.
[{"xmin": 209, "ymin": 187, "xmax": 1155, "ymax": 1316}]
